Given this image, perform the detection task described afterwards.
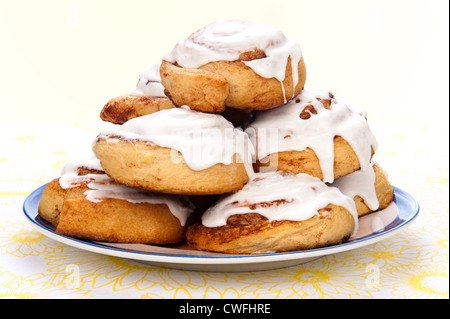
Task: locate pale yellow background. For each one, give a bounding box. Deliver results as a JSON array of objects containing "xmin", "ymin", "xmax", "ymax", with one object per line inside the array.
[{"xmin": 0, "ymin": 0, "xmax": 448, "ymax": 124}]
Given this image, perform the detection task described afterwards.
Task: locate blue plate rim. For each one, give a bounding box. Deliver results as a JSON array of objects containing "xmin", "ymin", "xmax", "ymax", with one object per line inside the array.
[{"xmin": 22, "ymin": 184, "xmax": 420, "ymax": 262}]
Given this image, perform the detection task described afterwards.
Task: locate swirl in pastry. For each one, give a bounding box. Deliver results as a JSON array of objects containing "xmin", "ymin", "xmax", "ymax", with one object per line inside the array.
[{"xmin": 186, "ymin": 171, "xmax": 358, "ymax": 254}]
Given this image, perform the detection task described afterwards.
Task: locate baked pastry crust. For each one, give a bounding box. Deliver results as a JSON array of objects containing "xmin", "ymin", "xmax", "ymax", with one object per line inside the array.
[
  {"xmin": 38, "ymin": 177, "xmax": 190, "ymax": 244},
  {"xmin": 100, "ymin": 94, "xmax": 175, "ymax": 124},
  {"xmin": 57, "ymin": 194, "xmax": 187, "ymax": 244},
  {"xmin": 38, "ymin": 178, "xmax": 86, "ymax": 226},
  {"xmin": 186, "ymin": 203, "xmax": 355, "ymax": 254},
  {"xmin": 160, "ymin": 61, "xmax": 229, "ymax": 113},
  {"xmin": 92, "ymin": 137, "xmax": 250, "ymax": 195},
  {"xmin": 255, "ymin": 136, "xmax": 375, "ymax": 181},
  {"xmin": 160, "ymin": 56, "xmax": 306, "ymax": 113},
  {"xmin": 99, "ymin": 93, "xmax": 254, "ymax": 127}
]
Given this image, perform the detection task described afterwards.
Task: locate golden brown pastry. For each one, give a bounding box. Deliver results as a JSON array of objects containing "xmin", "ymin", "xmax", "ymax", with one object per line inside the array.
[
  {"xmin": 247, "ymin": 89, "xmax": 378, "ymax": 183},
  {"xmin": 100, "ymin": 64, "xmax": 176, "ymax": 124},
  {"xmin": 38, "ymin": 162, "xmax": 104, "ymax": 226},
  {"xmin": 38, "ymin": 177, "xmax": 86, "ymax": 226},
  {"xmin": 255, "ymin": 136, "xmax": 375, "ymax": 181},
  {"xmin": 160, "ymin": 61, "xmax": 229, "ymax": 113},
  {"xmin": 93, "ymin": 138, "xmax": 250, "ymax": 195},
  {"xmin": 100, "ymin": 94, "xmax": 254, "ymax": 127},
  {"xmin": 186, "ymin": 171, "xmax": 358, "ymax": 254},
  {"xmin": 38, "ymin": 158, "xmax": 194, "ymax": 244},
  {"xmin": 92, "ymin": 107, "xmax": 255, "ymax": 195},
  {"xmin": 56, "ymin": 194, "xmax": 188, "ymax": 244},
  {"xmin": 100, "ymin": 94, "xmax": 175, "ymax": 124},
  {"xmin": 160, "ymin": 20, "xmax": 306, "ymax": 113}
]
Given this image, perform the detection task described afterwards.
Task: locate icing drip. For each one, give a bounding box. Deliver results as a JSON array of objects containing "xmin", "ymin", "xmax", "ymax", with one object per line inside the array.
[
  {"xmin": 201, "ymin": 171, "xmax": 359, "ymax": 235},
  {"xmin": 162, "ymin": 20, "xmax": 303, "ymax": 102},
  {"xmin": 131, "ymin": 63, "xmax": 166, "ymax": 97},
  {"xmin": 246, "ymin": 89, "xmax": 378, "ymax": 183},
  {"xmin": 96, "ymin": 107, "xmax": 255, "ymax": 177},
  {"xmin": 58, "ymin": 157, "xmax": 194, "ymax": 226},
  {"xmin": 331, "ymin": 161, "xmax": 379, "ymax": 211}
]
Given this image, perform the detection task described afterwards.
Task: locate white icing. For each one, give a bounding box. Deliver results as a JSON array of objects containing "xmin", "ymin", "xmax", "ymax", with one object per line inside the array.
[
  {"xmin": 163, "ymin": 20, "xmax": 303, "ymax": 102},
  {"xmin": 58, "ymin": 158, "xmax": 194, "ymax": 226},
  {"xmin": 201, "ymin": 171, "xmax": 359, "ymax": 235},
  {"xmin": 331, "ymin": 161, "xmax": 379, "ymax": 211},
  {"xmin": 59, "ymin": 156, "xmax": 107, "ymax": 189},
  {"xmin": 61, "ymin": 156, "xmax": 104, "ymax": 175},
  {"xmin": 96, "ymin": 107, "xmax": 255, "ymax": 177},
  {"xmin": 131, "ymin": 63, "xmax": 166, "ymax": 97},
  {"xmin": 246, "ymin": 89, "xmax": 378, "ymax": 183}
]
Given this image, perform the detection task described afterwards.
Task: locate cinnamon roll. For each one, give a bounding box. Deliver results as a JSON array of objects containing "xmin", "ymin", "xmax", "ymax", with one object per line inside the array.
[
  {"xmin": 160, "ymin": 20, "xmax": 307, "ymax": 113},
  {"xmin": 93, "ymin": 107, "xmax": 255, "ymax": 195},
  {"xmin": 247, "ymin": 89, "xmax": 378, "ymax": 183},
  {"xmin": 186, "ymin": 171, "xmax": 358, "ymax": 254},
  {"xmin": 100, "ymin": 64, "xmax": 175, "ymax": 124},
  {"xmin": 38, "ymin": 158, "xmax": 195, "ymax": 244},
  {"xmin": 100, "ymin": 94, "xmax": 175, "ymax": 125}
]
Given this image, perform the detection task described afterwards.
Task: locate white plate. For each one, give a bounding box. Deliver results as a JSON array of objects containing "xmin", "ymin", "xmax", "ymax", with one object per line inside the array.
[{"xmin": 23, "ymin": 185, "xmax": 419, "ymax": 272}]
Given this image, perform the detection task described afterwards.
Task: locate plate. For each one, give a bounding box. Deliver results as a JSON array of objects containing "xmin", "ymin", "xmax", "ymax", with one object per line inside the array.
[{"xmin": 23, "ymin": 185, "xmax": 419, "ymax": 272}]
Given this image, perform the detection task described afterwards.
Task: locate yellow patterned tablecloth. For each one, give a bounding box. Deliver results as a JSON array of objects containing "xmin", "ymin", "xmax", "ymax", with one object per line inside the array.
[{"xmin": 0, "ymin": 121, "xmax": 448, "ymax": 299}]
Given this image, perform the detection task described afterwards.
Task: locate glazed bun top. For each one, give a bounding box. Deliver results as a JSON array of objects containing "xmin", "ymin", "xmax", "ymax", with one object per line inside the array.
[
  {"xmin": 163, "ymin": 20, "xmax": 302, "ymax": 84},
  {"xmin": 201, "ymin": 171, "xmax": 358, "ymax": 232},
  {"xmin": 59, "ymin": 157, "xmax": 195, "ymax": 226},
  {"xmin": 246, "ymin": 89, "xmax": 378, "ymax": 183},
  {"xmin": 96, "ymin": 107, "xmax": 255, "ymax": 175}
]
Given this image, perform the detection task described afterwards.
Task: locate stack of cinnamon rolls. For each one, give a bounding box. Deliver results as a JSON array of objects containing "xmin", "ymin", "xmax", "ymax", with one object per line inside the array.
[{"xmin": 38, "ymin": 20, "xmax": 394, "ymax": 254}]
